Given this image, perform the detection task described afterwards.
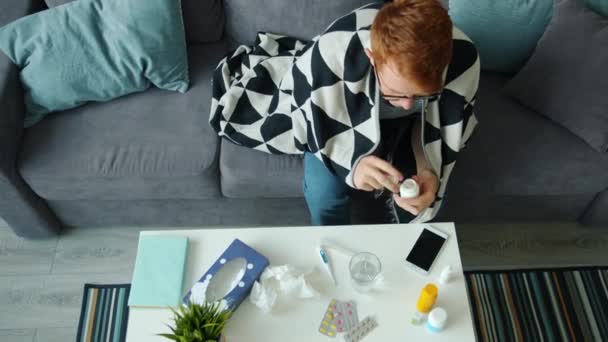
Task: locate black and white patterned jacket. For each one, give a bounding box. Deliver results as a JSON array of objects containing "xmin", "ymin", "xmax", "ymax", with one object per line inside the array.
[{"xmin": 210, "ymin": 2, "xmax": 480, "ymax": 223}]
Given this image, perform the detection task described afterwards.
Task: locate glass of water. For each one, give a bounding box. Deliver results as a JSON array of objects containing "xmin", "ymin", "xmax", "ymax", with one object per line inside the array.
[{"xmin": 349, "ymin": 252, "xmax": 382, "ymax": 293}]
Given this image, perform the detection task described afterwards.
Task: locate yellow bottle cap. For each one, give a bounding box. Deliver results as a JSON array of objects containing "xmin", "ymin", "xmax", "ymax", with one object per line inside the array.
[{"xmin": 416, "ymin": 283, "xmax": 438, "ymax": 313}]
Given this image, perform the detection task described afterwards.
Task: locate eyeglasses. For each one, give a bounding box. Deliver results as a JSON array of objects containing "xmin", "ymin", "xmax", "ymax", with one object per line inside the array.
[{"xmin": 374, "ymin": 68, "xmax": 442, "ymax": 104}]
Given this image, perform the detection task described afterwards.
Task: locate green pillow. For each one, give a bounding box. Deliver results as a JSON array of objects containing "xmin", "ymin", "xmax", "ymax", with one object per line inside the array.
[
  {"xmin": 586, "ymin": 0, "xmax": 608, "ymax": 16},
  {"xmin": 0, "ymin": 0, "xmax": 189, "ymax": 127},
  {"xmin": 449, "ymin": 0, "xmax": 553, "ymax": 73}
]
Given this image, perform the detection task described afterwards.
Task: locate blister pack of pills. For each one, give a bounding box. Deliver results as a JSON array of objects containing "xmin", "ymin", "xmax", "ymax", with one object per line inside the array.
[
  {"xmin": 343, "ymin": 316, "xmax": 378, "ymax": 342},
  {"xmin": 318, "ymin": 299, "xmax": 359, "ymax": 337}
]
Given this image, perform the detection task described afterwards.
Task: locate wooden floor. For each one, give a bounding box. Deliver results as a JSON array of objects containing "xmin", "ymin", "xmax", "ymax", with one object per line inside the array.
[{"xmin": 1, "ymin": 218, "xmax": 606, "ymax": 342}]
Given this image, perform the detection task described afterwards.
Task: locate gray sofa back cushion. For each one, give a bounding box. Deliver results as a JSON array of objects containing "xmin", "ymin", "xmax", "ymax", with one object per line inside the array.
[
  {"xmin": 44, "ymin": 0, "xmax": 224, "ymax": 43},
  {"xmin": 224, "ymin": 0, "xmax": 376, "ymax": 44},
  {"xmin": 224, "ymin": 0, "xmax": 449, "ymax": 45},
  {"xmin": 504, "ymin": 0, "xmax": 608, "ymax": 153},
  {"xmin": 2, "ymin": 0, "xmax": 46, "ymax": 26}
]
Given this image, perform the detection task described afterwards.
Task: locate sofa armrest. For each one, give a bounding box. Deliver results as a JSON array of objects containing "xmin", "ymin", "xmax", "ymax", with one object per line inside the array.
[
  {"xmin": 0, "ymin": 52, "xmax": 61, "ymax": 238},
  {"xmin": 581, "ymin": 189, "xmax": 608, "ymax": 227}
]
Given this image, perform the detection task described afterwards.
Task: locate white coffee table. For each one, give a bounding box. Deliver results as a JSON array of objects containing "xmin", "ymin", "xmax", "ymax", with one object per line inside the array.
[{"xmin": 126, "ymin": 223, "xmax": 476, "ymax": 341}]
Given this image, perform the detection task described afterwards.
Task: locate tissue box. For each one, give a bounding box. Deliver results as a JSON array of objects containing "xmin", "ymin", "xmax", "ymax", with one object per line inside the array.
[{"xmin": 183, "ymin": 239, "xmax": 269, "ymax": 310}]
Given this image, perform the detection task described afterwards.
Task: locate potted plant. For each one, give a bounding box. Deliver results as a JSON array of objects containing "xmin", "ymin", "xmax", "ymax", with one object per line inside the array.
[{"xmin": 159, "ymin": 302, "xmax": 232, "ymax": 342}]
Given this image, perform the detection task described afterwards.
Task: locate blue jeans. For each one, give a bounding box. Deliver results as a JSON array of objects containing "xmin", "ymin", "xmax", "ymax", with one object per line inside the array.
[
  {"xmin": 303, "ymin": 117, "xmax": 418, "ymax": 225},
  {"xmin": 303, "ymin": 153, "xmax": 351, "ymax": 225}
]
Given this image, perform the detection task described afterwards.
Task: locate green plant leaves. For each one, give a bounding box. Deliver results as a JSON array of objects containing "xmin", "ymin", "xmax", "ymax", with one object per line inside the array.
[{"xmin": 158, "ymin": 302, "xmax": 232, "ymax": 342}]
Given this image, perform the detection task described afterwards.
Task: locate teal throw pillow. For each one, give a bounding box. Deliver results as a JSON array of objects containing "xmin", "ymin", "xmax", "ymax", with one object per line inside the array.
[
  {"xmin": 449, "ymin": 0, "xmax": 553, "ymax": 73},
  {"xmin": 586, "ymin": 0, "xmax": 608, "ymax": 16},
  {"xmin": 0, "ymin": 0, "xmax": 189, "ymax": 127}
]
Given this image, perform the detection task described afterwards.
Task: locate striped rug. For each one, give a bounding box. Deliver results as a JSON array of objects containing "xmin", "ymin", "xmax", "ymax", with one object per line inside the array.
[
  {"xmin": 76, "ymin": 284, "xmax": 131, "ymax": 342},
  {"xmin": 466, "ymin": 267, "xmax": 608, "ymax": 342}
]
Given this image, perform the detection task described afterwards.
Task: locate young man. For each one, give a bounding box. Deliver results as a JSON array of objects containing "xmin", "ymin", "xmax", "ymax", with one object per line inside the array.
[{"xmin": 210, "ymin": 0, "xmax": 480, "ymax": 225}]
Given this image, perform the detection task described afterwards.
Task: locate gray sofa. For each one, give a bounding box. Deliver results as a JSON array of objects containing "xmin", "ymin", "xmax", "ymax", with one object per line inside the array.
[{"xmin": 1, "ymin": 0, "xmax": 607, "ymax": 239}]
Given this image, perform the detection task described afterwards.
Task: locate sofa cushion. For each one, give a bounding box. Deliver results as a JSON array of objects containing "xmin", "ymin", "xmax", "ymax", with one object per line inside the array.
[
  {"xmin": 1, "ymin": 0, "xmax": 45, "ymax": 27},
  {"xmin": 581, "ymin": 189, "xmax": 608, "ymax": 226},
  {"xmin": 224, "ymin": 0, "xmax": 448, "ymax": 45},
  {"xmin": 220, "ymin": 140, "xmax": 303, "ymax": 198},
  {"xmin": 44, "ymin": 0, "xmax": 225, "ymax": 44},
  {"xmin": 448, "ymin": 0, "xmax": 553, "ymax": 73},
  {"xmin": 224, "ymin": 0, "xmax": 378, "ymax": 45},
  {"xmin": 504, "ymin": 0, "xmax": 608, "ymax": 153},
  {"xmin": 447, "ymin": 72, "xmax": 608, "ymax": 197},
  {"xmin": 437, "ymin": 194, "xmax": 598, "ymax": 223},
  {"xmin": 0, "ymin": 0, "xmax": 190, "ymax": 127},
  {"xmin": 19, "ymin": 42, "xmax": 231, "ymax": 200},
  {"xmin": 586, "ymin": 0, "xmax": 608, "ymax": 16}
]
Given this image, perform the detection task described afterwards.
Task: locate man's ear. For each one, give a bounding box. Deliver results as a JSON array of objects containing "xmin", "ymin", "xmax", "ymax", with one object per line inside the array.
[{"xmin": 364, "ymin": 48, "xmax": 374, "ymax": 65}]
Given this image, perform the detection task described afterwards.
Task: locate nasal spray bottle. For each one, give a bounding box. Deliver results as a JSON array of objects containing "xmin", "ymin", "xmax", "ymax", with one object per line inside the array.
[{"xmin": 400, "ymin": 178, "xmax": 420, "ymax": 199}]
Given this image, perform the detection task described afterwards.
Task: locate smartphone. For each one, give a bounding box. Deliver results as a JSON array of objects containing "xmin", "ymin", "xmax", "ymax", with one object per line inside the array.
[{"xmin": 405, "ymin": 226, "xmax": 449, "ymax": 275}]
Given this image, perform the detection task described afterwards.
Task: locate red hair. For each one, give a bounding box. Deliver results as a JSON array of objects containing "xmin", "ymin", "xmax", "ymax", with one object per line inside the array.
[{"xmin": 371, "ymin": 0, "xmax": 453, "ymax": 93}]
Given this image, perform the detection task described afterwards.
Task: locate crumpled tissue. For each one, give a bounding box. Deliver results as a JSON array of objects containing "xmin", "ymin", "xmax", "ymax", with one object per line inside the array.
[
  {"xmin": 250, "ymin": 264, "xmax": 319, "ymax": 313},
  {"xmin": 189, "ymin": 272, "xmax": 237, "ymax": 312}
]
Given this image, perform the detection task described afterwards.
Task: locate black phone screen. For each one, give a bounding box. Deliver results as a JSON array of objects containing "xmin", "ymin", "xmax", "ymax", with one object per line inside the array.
[{"xmin": 406, "ymin": 228, "xmax": 446, "ymax": 271}]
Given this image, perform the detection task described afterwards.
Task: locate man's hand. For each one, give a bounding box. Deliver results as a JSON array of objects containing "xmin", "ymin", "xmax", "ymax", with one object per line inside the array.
[
  {"xmin": 393, "ymin": 169, "xmax": 438, "ymax": 215},
  {"xmin": 353, "ymin": 155, "xmax": 403, "ymax": 192}
]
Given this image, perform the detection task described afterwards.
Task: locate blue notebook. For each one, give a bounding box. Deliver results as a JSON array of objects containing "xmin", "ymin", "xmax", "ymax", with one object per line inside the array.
[{"xmin": 128, "ymin": 235, "xmax": 188, "ymax": 308}]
